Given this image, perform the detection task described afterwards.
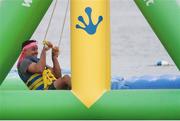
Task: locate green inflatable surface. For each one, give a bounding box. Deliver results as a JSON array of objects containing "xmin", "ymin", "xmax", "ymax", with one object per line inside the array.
[
  {"xmin": 0, "ymin": 77, "xmax": 28, "ymax": 90},
  {"xmin": 0, "ymin": 88, "xmax": 180, "ymax": 119},
  {"xmin": 1, "ymin": 0, "xmax": 180, "ymax": 120}
]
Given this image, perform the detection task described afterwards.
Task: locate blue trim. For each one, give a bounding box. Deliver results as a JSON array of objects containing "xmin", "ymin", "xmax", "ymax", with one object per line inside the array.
[
  {"xmin": 36, "ymin": 84, "xmax": 44, "ymax": 90},
  {"xmin": 27, "ymin": 75, "xmax": 42, "ymax": 87}
]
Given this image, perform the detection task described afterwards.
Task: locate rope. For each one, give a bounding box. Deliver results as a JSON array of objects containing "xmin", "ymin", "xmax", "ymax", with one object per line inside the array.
[
  {"xmin": 43, "ymin": 0, "xmax": 70, "ymax": 48},
  {"xmin": 43, "ymin": 0, "xmax": 58, "ymax": 41},
  {"xmin": 58, "ymin": 0, "xmax": 70, "ymax": 48}
]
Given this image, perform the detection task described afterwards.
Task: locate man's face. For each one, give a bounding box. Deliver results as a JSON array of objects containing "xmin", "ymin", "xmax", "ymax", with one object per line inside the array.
[{"xmin": 25, "ymin": 45, "xmax": 38, "ymax": 57}]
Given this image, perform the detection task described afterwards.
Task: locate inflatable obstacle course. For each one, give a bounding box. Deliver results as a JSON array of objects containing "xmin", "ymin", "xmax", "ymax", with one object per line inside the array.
[
  {"xmin": 1, "ymin": 89, "xmax": 180, "ymax": 120},
  {"xmin": 0, "ymin": 0, "xmax": 180, "ymax": 119}
]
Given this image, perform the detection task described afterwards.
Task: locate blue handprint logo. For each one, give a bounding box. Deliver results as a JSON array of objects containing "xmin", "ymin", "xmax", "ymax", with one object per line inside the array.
[{"xmin": 76, "ymin": 7, "xmax": 103, "ymax": 35}]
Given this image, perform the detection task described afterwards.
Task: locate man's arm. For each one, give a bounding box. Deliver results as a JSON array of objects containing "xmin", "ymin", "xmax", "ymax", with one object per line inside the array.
[
  {"xmin": 28, "ymin": 41, "xmax": 53, "ymax": 74},
  {"xmin": 27, "ymin": 47, "xmax": 47, "ymax": 73},
  {"xmin": 52, "ymin": 47, "xmax": 62, "ymax": 78}
]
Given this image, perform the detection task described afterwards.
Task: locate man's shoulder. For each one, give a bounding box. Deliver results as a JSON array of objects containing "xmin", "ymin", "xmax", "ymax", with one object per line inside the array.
[
  {"xmin": 25, "ymin": 56, "xmax": 39, "ymax": 62},
  {"xmin": 19, "ymin": 56, "xmax": 38, "ymax": 70},
  {"xmin": 25, "ymin": 56, "xmax": 39, "ymax": 60}
]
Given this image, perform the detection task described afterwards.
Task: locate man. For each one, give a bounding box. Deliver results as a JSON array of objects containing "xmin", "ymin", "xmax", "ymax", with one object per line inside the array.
[{"xmin": 17, "ymin": 40, "xmax": 71, "ymax": 90}]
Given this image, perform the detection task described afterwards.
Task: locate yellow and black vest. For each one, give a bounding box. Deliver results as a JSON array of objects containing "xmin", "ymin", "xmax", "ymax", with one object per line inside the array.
[{"xmin": 26, "ymin": 69, "xmax": 56, "ymax": 90}]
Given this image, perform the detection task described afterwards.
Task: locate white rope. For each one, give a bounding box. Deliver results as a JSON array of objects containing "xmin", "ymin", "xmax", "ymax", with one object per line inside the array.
[
  {"xmin": 43, "ymin": 0, "xmax": 58, "ymax": 41},
  {"xmin": 43, "ymin": 0, "xmax": 69, "ymax": 49},
  {"xmin": 57, "ymin": 0, "xmax": 70, "ymax": 48}
]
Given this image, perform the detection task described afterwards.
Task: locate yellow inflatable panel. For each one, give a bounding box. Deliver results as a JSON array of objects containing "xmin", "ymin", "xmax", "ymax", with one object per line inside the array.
[{"xmin": 71, "ymin": 0, "xmax": 111, "ymax": 107}]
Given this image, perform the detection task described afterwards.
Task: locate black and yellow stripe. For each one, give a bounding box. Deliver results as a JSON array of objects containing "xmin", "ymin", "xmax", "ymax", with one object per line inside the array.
[{"xmin": 26, "ymin": 74, "xmax": 44, "ymax": 90}]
